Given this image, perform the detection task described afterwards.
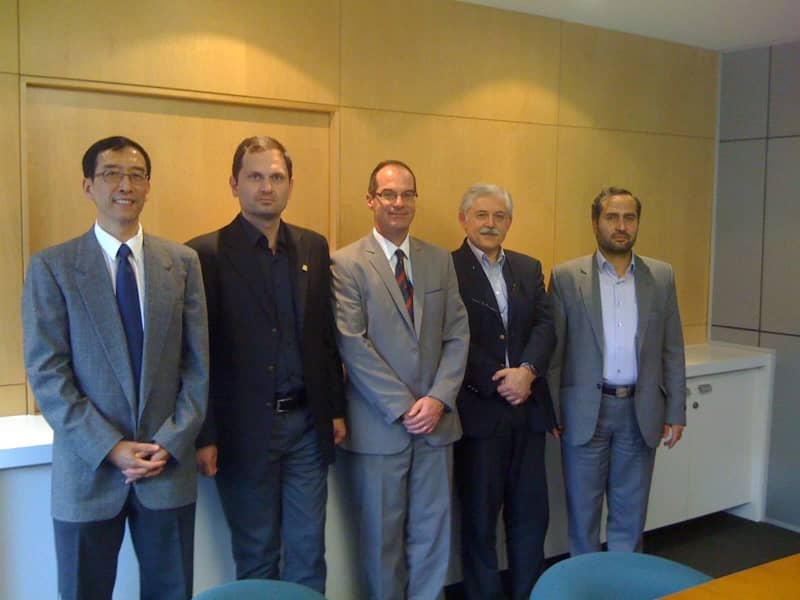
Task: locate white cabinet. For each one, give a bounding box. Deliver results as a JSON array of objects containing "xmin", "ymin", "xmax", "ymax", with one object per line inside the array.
[{"xmin": 646, "ymin": 345, "xmax": 773, "ymax": 532}]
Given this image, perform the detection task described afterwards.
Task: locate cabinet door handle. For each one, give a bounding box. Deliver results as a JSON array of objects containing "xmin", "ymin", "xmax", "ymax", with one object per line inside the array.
[
  {"xmin": 692, "ymin": 401, "xmax": 699, "ymax": 410},
  {"xmin": 698, "ymin": 383, "xmax": 713, "ymax": 394}
]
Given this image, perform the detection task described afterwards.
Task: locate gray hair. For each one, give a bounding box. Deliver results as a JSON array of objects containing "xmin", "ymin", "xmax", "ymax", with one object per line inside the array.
[{"xmin": 459, "ymin": 183, "xmax": 513, "ymax": 218}]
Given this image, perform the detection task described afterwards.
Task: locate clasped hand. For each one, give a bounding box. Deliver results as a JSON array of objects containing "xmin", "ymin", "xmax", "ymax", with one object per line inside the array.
[
  {"xmin": 108, "ymin": 440, "xmax": 169, "ymax": 484},
  {"xmin": 403, "ymin": 396, "xmax": 444, "ymax": 435}
]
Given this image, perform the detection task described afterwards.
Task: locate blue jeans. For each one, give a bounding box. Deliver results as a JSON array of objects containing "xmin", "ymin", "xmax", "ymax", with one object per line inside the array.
[{"xmin": 217, "ymin": 408, "xmax": 328, "ymax": 592}]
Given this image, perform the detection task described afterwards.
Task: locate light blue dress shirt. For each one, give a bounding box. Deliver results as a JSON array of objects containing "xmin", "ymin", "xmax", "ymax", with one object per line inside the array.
[{"xmin": 597, "ymin": 251, "xmax": 638, "ymax": 385}]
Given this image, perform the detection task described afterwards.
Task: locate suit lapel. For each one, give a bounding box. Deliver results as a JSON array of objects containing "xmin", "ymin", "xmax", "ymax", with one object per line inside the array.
[
  {"xmin": 457, "ymin": 242, "xmax": 505, "ymax": 330},
  {"xmin": 633, "ymin": 255, "xmax": 653, "ymax": 359},
  {"xmin": 139, "ymin": 235, "xmax": 174, "ymax": 417},
  {"xmin": 365, "ymin": 234, "xmax": 415, "ymax": 335},
  {"xmin": 578, "ymin": 255, "xmax": 604, "ymax": 352},
  {"xmin": 219, "ymin": 219, "xmax": 276, "ymax": 322},
  {"xmin": 410, "ymin": 238, "xmax": 426, "ymax": 338},
  {"xmin": 73, "ymin": 230, "xmax": 138, "ymax": 415}
]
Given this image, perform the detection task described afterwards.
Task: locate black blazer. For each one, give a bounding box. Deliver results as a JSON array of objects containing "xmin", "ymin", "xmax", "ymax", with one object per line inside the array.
[
  {"xmin": 452, "ymin": 239, "xmax": 557, "ymax": 438},
  {"xmin": 188, "ymin": 216, "xmax": 344, "ymax": 466}
]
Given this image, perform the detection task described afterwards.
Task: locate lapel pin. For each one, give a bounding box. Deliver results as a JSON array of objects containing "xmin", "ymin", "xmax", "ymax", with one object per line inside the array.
[{"xmin": 302, "ymin": 264, "xmax": 309, "ymax": 272}]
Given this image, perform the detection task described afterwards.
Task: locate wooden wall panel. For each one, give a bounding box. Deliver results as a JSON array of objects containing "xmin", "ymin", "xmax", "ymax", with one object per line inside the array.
[
  {"xmin": 559, "ymin": 23, "xmax": 718, "ymax": 137},
  {"xmin": 0, "ymin": 0, "xmax": 17, "ymax": 73},
  {"xmin": 19, "ymin": 0, "xmax": 340, "ymax": 105},
  {"xmin": 338, "ymin": 108, "xmax": 558, "ymax": 272},
  {"xmin": 24, "ymin": 84, "xmax": 331, "ymax": 254},
  {"xmin": 341, "ymin": 0, "xmax": 560, "ymax": 124},
  {"xmin": 554, "ymin": 126, "xmax": 714, "ymax": 333},
  {"xmin": 0, "ymin": 74, "xmax": 23, "ymax": 390},
  {"xmin": 0, "ymin": 386, "xmax": 26, "ymax": 417}
]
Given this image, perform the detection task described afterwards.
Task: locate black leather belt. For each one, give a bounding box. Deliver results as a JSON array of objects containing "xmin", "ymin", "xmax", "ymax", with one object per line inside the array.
[
  {"xmin": 273, "ymin": 390, "xmax": 306, "ymax": 413},
  {"xmin": 602, "ymin": 383, "xmax": 636, "ymax": 398}
]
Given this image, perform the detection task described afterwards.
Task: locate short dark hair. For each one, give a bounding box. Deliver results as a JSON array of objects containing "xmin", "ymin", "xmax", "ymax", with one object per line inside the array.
[
  {"xmin": 82, "ymin": 136, "xmax": 151, "ymax": 179},
  {"xmin": 368, "ymin": 160, "xmax": 417, "ymax": 195},
  {"xmin": 591, "ymin": 186, "xmax": 642, "ymax": 221},
  {"xmin": 231, "ymin": 136, "xmax": 292, "ymax": 181}
]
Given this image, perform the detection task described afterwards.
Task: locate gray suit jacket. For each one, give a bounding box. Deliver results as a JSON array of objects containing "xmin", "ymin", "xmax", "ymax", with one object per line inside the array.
[
  {"xmin": 331, "ymin": 233, "xmax": 469, "ymax": 454},
  {"xmin": 548, "ymin": 253, "xmax": 686, "ymax": 449},
  {"xmin": 22, "ymin": 229, "xmax": 209, "ymax": 522}
]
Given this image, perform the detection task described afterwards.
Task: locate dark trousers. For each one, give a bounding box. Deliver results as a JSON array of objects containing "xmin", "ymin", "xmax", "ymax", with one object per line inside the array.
[
  {"xmin": 53, "ymin": 491, "xmax": 195, "ymax": 600},
  {"xmin": 216, "ymin": 407, "xmax": 328, "ymax": 592},
  {"xmin": 455, "ymin": 427, "xmax": 549, "ymax": 600}
]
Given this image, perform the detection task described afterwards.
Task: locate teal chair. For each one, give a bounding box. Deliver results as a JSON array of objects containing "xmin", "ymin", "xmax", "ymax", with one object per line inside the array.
[
  {"xmin": 193, "ymin": 579, "xmax": 327, "ymax": 600},
  {"xmin": 530, "ymin": 551, "xmax": 712, "ymax": 599}
]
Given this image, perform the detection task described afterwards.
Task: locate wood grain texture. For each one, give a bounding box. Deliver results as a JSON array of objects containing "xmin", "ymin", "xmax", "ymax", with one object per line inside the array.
[
  {"xmin": 0, "ymin": 0, "xmax": 17, "ymax": 73},
  {"xmin": 341, "ymin": 0, "xmax": 560, "ymax": 124}
]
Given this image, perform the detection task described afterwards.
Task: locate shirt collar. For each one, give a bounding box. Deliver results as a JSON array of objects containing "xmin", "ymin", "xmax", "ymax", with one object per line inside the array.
[
  {"xmin": 466, "ymin": 238, "xmax": 505, "ymax": 267},
  {"xmin": 238, "ymin": 214, "xmax": 288, "ymax": 251},
  {"xmin": 372, "ymin": 228, "xmax": 410, "ymax": 262},
  {"xmin": 94, "ymin": 222, "xmax": 144, "ymax": 263},
  {"xmin": 596, "ymin": 250, "xmax": 636, "ymax": 277}
]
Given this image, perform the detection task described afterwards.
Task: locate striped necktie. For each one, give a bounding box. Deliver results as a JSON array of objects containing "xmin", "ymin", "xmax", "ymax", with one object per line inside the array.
[{"xmin": 394, "ymin": 248, "xmax": 414, "ymax": 323}]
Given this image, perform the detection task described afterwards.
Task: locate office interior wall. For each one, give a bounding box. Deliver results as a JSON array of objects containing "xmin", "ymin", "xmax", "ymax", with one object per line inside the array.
[
  {"xmin": 2, "ymin": 0, "xmax": 717, "ymax": 414},
  {"xmin": 712, "ymin": 40, "xmax": 800, "ymax": 530}
]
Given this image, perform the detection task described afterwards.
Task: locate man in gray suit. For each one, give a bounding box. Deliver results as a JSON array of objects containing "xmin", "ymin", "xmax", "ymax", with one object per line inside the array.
[
  {"xmin": 332, "ymin": 160, "xmax": 469, "ymax": 599},
  {"xmin": 548, "ymin": 186, "xmax": 686, "ymax": 555},
  {"xmin": 22, "ymin": 136, "xmax": 208, "ymax": 600}
]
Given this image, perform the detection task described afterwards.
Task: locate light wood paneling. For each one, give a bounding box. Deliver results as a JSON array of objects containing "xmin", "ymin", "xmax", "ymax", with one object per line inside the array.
[
  {"xmin": 0, "ymin": 74, "xmax": 23, "ymax": 391},
  {"xmin": 19, "ymin": 0, "xmax": 340, "ymax": 105},
  {"xmin": 554, "ymin": 126, "xmax": 714, "ymax": 331},
  {"xmin": 341, "ymin": 0, "xmax": 561, "ymax": 124},
  {"xmin": 24, "ymin": 84, "xmax": 331, "ymax": 254},
  {"xmin": 338, "ymin": 108, "xmax": 558, "ymax": 272},
  {"xmin": 0, "ymin": 385, "xmax": 26, "ymax": 417},
  {"xmin": 559, "ymin": 23, "xmax": 718, "ymax": 137},
  {"xmin": 0, "ymin": 0, "xmax": 17, "ymax": 73}
]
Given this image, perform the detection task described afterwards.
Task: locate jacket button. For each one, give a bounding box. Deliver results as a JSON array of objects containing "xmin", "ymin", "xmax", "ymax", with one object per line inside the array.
[
  {"xmin": 267, "ymin": 365, "xmax": 275, "ymax": 372},
  {"xmin": 499, "ymin": 334, "xmax": 505, "ymax": 340}
]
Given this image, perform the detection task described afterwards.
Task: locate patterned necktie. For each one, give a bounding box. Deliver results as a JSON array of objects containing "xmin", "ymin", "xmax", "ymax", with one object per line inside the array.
[
  {"xmin": 394, "ymin": 249, "xmax": 414, "ymax": 323},
  {"xmin": 116, "ymin": 244, "xmax": 143, "ymax": 398}
]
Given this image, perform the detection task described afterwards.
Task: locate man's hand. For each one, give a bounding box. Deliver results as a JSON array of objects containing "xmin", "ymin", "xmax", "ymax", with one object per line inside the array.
[
  {"xmin": 195, "ymin": 444, "xmax": 218, "ymax": 477},
  {"xmin": 333, "ymin": 418, "xmax": 347, "ymax": 445},
  {"xmin": 403, "ymin": 396, "xmax": 445, "ymax": 435},
  {"xmin": 107, "ymin": 441, "xmax": 167, "ymax": 484},
  {"xmin": 662, "ymin": 424, "xmax": 685, "ymax": 448},
  {"xmin": 492, "ymin": 366, "xmax": 535, "ymax": 405}
]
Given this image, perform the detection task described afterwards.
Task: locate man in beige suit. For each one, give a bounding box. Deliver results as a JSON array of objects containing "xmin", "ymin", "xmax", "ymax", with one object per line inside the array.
[{"xmin": 332, "ymin": 160, "xmax": 469, "ymax": 599}]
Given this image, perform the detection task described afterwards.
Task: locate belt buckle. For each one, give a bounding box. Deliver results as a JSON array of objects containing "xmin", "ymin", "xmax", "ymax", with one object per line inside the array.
[{"xmin": 616, "ymin": 386, "xmax": 631, "ymax": 398}]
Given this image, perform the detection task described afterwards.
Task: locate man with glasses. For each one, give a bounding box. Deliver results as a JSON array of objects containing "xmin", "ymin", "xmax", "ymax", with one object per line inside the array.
[
  {"xmin": 22, "ymin": 136, "xmax": 209, "ymax": 600},
  {"xmin": 332, "ymin": 160, "xmax": 468, "ymax": 599},
  {"xmin": 187, "ymin": 136, "xmax": 345, "ymax": 592},
  {"xmin": 451, "ymin": 183, "xmax": 557, "ymax": 599}
]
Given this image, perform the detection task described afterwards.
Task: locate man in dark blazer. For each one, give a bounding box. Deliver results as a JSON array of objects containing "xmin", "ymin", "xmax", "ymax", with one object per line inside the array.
[
  {"xmin": 187, "ymin": 136, "xmax": 345, "ymax": 593},
  {"xmin": 548, "ymin": 187, "xmax": 686, "ymax": 555},
  {"xmin": 452, "ymin": 183, "xmax": 557, "ymax": 600},
  {"xmin": 22, "ymin": 136, "xmax": 209, "ymax": 600}
]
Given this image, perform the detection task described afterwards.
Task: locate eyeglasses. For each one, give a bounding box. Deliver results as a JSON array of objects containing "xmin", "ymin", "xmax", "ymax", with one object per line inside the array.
[
  {"xmin": 94, "ymin": 170, "xmax": 149, "ymax": 186},
  {"xmin": 373, "ymin": 189, "xmax": 418, "ymax": 202}
]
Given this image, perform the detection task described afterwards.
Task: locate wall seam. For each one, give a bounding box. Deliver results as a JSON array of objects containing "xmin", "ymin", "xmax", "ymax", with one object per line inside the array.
[{"xmin": 756, "ymin": 46, "xmax": 773, "ymax": 348}]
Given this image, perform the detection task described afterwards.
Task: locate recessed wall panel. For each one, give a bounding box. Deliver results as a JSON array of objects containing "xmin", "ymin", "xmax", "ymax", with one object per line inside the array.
[
  {"xmin": 762, "ymin": 137, "xmax": 800, "ymax": 335},
  {"xmin": 341, "ymin": 0, "xmax": 560, "ymax": 124},
  {"xmin": 711, "ymin": 140, "xmax": 765, "ymax": 330},
  {"xmin": 338, "ymin": 108, "xmax": 558, "ymax": 272},
  {"xmin": 710, "ymin": 326, "xmax": 759, "ymax": 346},
  {"xmin": 559, "ymin": 23, "xmax": 718, "ymax": 137},
  {"xmin": 769, "ymin": 40, "xmax": 800, "ymax": 137},
  {"xmin": 719, "ymin": 47, "xmax": 770, "ymax": 141},
  {"xmin": 20, "ymin": 0, "xmax": 340, "ymax": 105}
]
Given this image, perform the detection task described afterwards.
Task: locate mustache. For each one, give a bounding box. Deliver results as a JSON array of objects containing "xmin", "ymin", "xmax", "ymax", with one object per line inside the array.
[{"xmin": 479, "ymin": 227, "xmax": 500, "ymax": 236}]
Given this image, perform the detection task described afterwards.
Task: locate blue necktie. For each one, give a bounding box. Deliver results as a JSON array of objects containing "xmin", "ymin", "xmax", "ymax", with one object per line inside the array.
[{"xmin": 116, "ymin": 244, "xmax": 143, "ymax": 398}]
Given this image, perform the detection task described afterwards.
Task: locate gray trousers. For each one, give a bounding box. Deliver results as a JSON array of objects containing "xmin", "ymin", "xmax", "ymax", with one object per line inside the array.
[
  {"xmin": 562, "ymin": 393, "xmax": 656, "ymax": 555},
  {"xmin": 339, "ymin": 437, "xmax": 453, "ymax": 600}
]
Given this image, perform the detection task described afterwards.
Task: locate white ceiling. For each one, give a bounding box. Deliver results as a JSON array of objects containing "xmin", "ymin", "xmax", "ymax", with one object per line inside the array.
[{"xmin": 461, "ymin": 0, "xmax": 800, "ymax": 51}]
